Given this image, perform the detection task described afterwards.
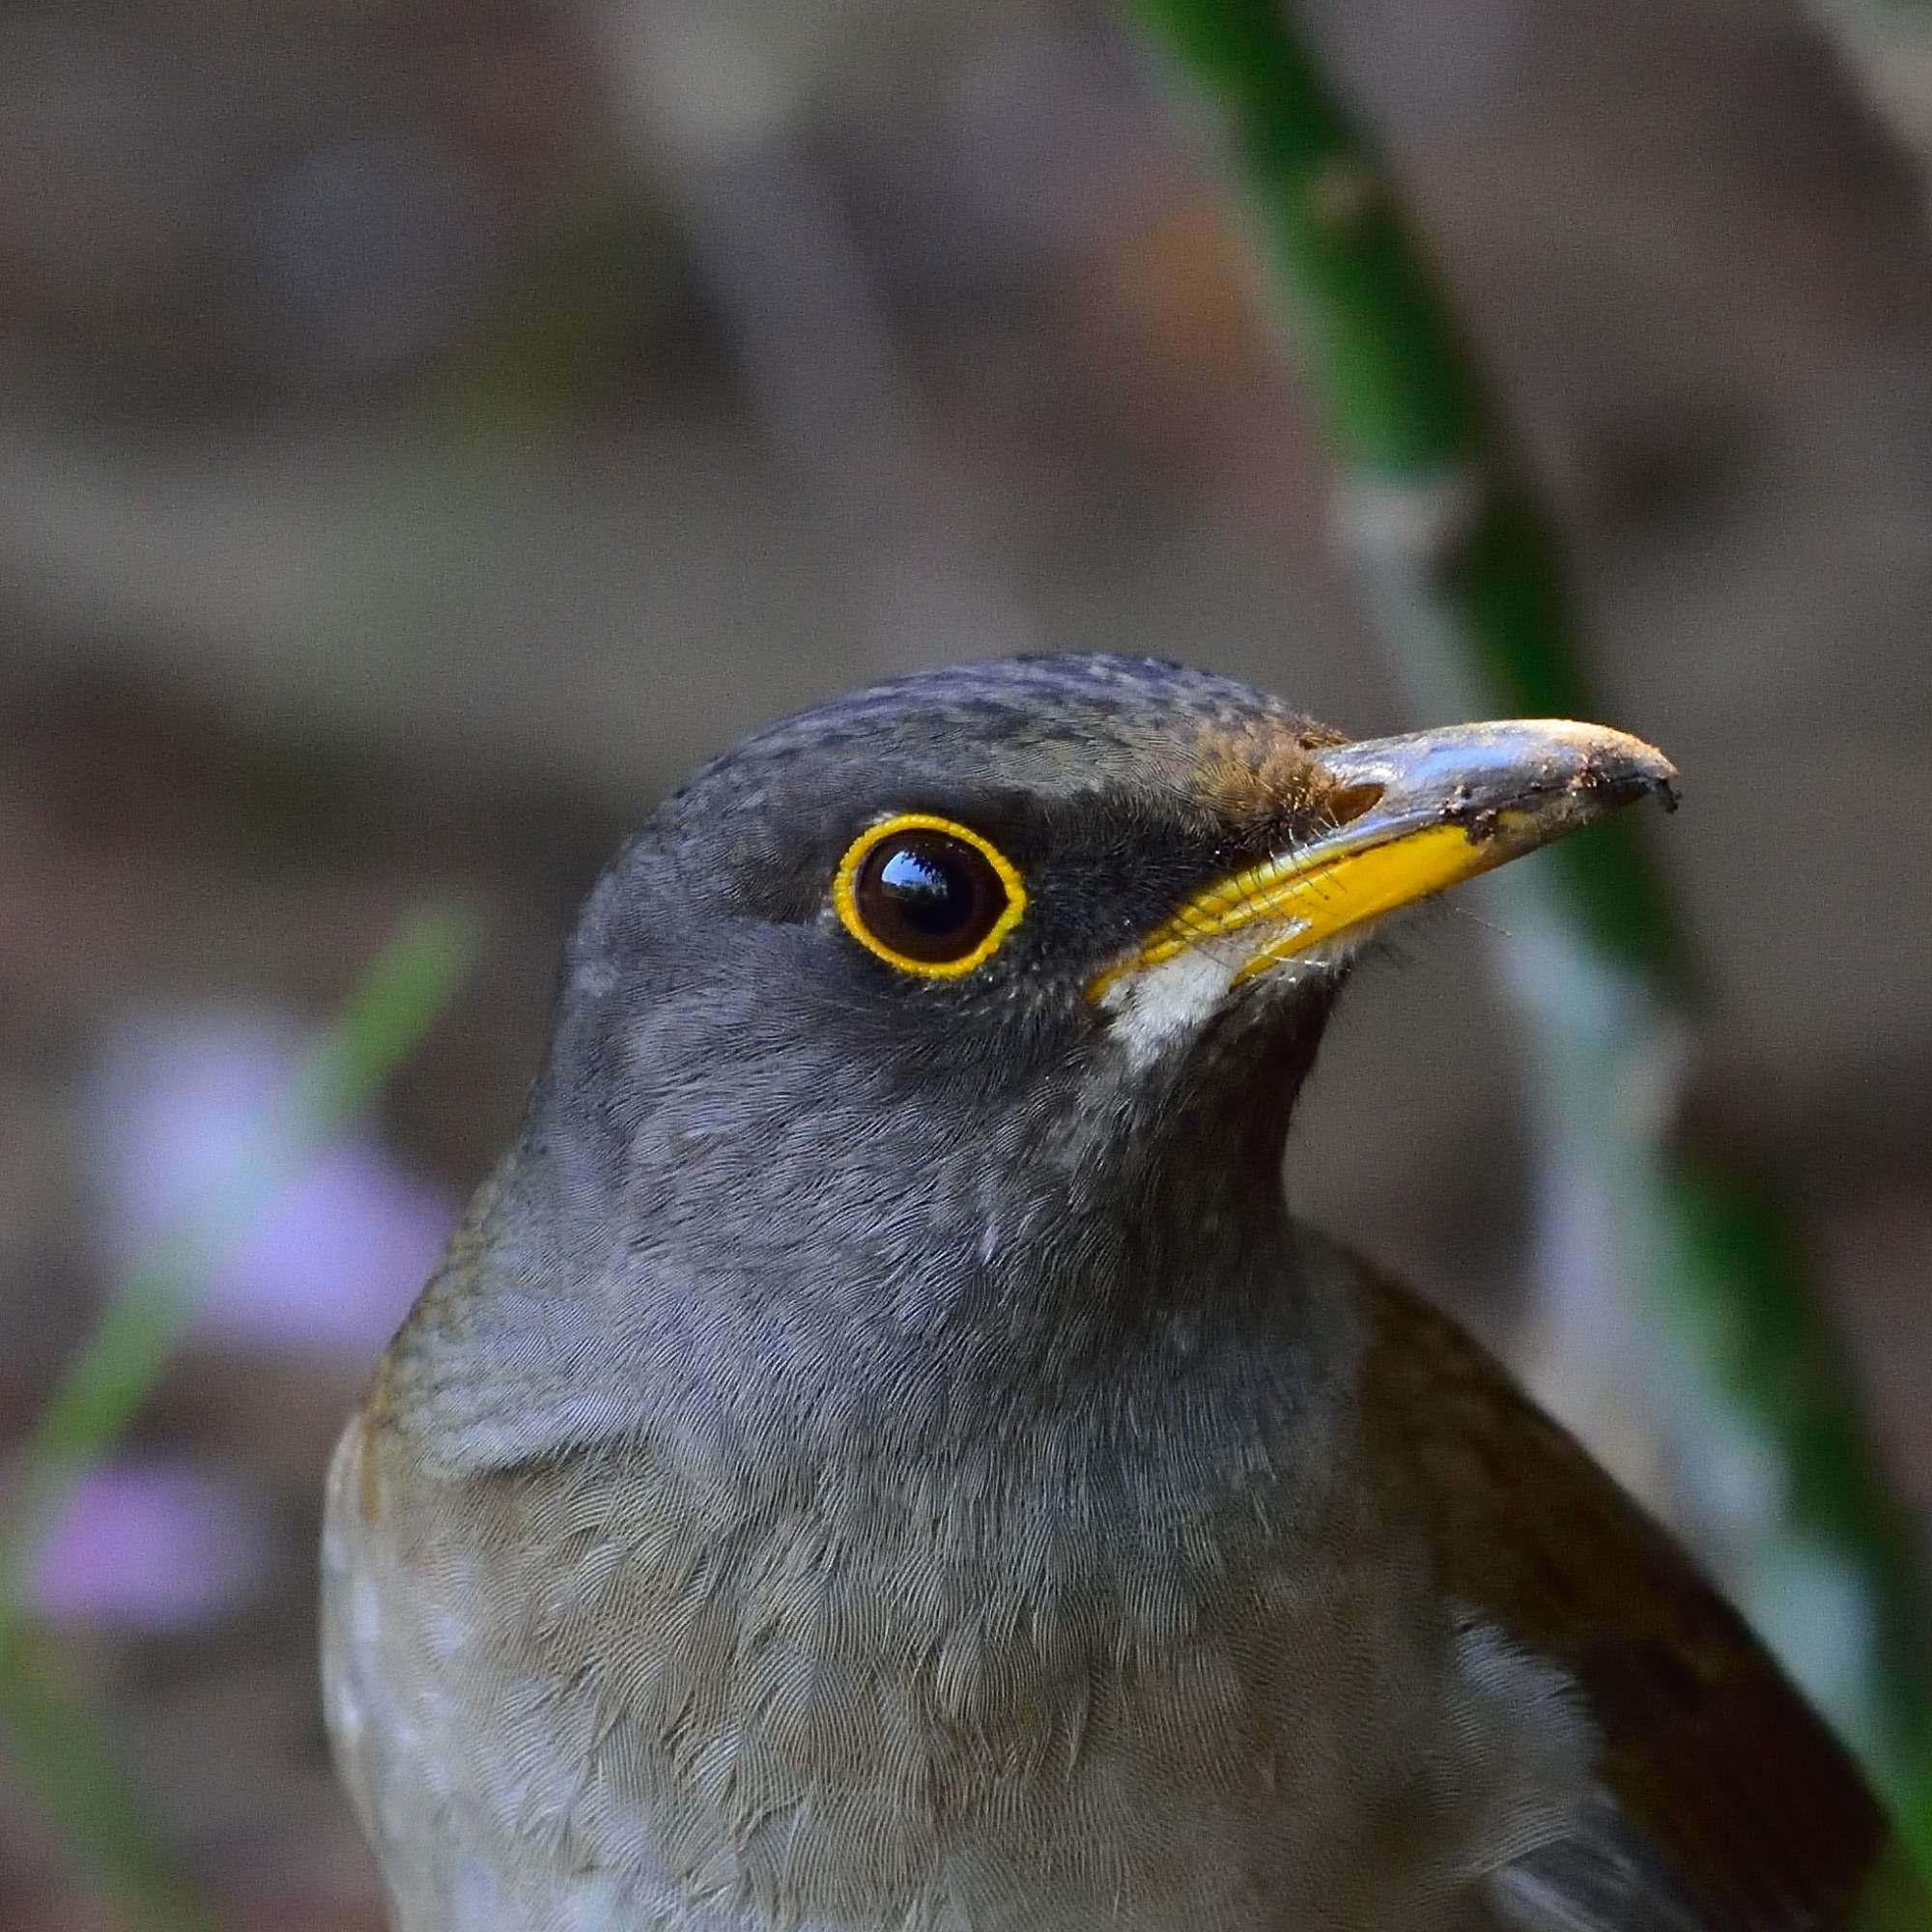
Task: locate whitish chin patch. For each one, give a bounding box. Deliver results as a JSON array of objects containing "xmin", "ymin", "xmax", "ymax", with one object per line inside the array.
[{"xmin": 1095, "ymin": 926, "xmax": 1368, "ymax": 1068}]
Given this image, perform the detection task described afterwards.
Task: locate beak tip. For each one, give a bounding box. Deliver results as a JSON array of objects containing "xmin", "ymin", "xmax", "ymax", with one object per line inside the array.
[
  {"xmin": 1632, "ymin": 758, "xmax": 1680, "ymax": 814},
  {"xmin": 1567, "ymin": 723, "xmax": 1679, "ymax": 815}
]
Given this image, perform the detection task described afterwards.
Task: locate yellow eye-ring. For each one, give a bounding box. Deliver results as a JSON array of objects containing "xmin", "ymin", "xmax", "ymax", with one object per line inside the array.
[{"xmin": 832, "ymin": 814, "xmax": 1027, "ymax": 978}]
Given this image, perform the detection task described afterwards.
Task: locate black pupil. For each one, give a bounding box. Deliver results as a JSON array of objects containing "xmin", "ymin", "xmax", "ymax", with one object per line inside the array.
[{"xmin": 857, "ymin": 833, "xmax": 1004, "ymax": 963}]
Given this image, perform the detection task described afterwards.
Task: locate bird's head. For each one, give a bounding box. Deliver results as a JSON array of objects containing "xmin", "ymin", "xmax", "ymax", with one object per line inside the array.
[{"xmin": 420, "ymin": 656, "xmax": 1674, "ymax": 1459}]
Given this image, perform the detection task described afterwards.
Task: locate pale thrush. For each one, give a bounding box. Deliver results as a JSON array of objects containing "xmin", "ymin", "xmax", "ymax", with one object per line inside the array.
[{"xmin": 323, "ymin": 655, "xmax": 1915, "ymax": 1930}]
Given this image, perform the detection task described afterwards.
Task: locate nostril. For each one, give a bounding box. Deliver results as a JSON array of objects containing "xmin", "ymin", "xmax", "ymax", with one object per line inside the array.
[{"xmin": 1323, "ymin": 781, "xmax": 1384, "ymax": 829}]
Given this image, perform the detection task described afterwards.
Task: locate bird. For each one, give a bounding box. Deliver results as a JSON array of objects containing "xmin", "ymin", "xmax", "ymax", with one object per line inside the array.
[{"xmin": 322, "ymin": 653, "xmax": 1919, "ymax": 1931}]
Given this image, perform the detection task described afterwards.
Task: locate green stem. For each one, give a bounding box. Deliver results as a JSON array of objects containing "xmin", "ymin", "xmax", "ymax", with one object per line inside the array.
[{"xmin": 1127, "ymin": 0, "xmax": 1932, "ymax": 1875}]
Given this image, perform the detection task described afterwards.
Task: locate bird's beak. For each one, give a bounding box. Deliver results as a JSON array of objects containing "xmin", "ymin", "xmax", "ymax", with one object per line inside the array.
[{"xmin": 1090, "ymin": 719, "xmax": 1677, "ymax": 1011}]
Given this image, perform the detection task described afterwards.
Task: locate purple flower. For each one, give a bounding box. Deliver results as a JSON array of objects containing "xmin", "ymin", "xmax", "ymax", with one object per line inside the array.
[
  {"xmin": 31, "ymin": 1460, "xmax": 271, "ymax": 1632},
  {"xmin": 90, "ymin": 1009, "xmax": 458, "ymax": 1357}
]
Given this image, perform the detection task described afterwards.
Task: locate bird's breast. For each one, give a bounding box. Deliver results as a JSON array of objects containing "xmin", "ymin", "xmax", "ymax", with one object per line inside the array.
[{"xmin": 325, "ymin": 1404, "xmax": 1594, "ymax": 1929}]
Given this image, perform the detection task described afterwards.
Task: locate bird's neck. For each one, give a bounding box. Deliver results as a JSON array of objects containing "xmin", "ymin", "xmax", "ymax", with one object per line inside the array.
[
  {"xmin": 375, "ymin": 1035, "xmax": 1336, "ymax": 1484},
  {"xmin": 378, "ymin": 1150, "xmax": 1369, "ymax": 1633}
]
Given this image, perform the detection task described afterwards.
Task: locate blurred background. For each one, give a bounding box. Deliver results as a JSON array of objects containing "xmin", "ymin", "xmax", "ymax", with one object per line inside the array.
[{"xmin": 7, "ymin": 0, "xmax": 1932, "ymax": 1924}]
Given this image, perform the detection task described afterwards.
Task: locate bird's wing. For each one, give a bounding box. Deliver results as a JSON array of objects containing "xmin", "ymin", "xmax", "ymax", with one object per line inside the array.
[{"xmin": 1354, "ymin": 1266, "xmax": 1919, "ymax": 1932}]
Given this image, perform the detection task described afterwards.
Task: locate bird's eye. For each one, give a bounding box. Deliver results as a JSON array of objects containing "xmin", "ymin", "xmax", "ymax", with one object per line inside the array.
[{"xmin": 833, "ymin": 814, "xmax": 1026, "ymax": 978}]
